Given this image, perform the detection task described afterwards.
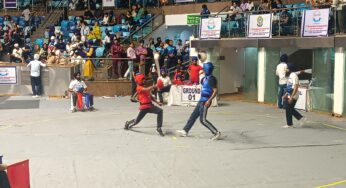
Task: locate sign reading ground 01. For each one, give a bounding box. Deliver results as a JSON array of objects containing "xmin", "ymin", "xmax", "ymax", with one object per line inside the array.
[
  {"xmin": 181, "ymin": 85, "xmax": 201, "ymax": 102},
  {"xmin": 0, "ymin": 66, "xmax": 17, "ymax": 84},
  {"xmin": 187, "ymin": 15, "xmax": 200, "ymax": 25}
]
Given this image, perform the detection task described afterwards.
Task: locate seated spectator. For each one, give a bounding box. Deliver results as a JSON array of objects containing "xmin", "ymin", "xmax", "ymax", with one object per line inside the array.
[
  {"xmin": 92, "ymin": 22, "xmax": 101, "ymax": 40},
  {"xmin": 55, "ymin": 39, "xmax": 66, "ymax": 52},
  {"xmin": 188, "ymin": 56, "xmax": 203, "ymax": 85},
  {"xmin": 280, "ymin": 9, "xmax": 292, "ymax": 35},
  {"xmin": 94, "ymin": 5, "xmax": 103, "ymax": 20},
  {"xmin": 258, "ymin": 0, "xmax": 270, "ymax": 12},
  {"xmin": 39, "ymin": 43, "xmax": 48, "ymax": 62},
  {"xmin": 102, "ymin": 13, "xmax": 109, "ymax": 26},
  {"xmin": 68, "ymin": 72, "xmax": 94, "ymax": 112},
  {"xmin": 173, "ymin": 74, "xmax": 184, "ymax": 85},
  {"xmin": 10, "ymin": 43, "xmax": 23, "ymax": 63},
  {"xmin": 80, "ymin": 21, "xmax": 90, "ymax": 42},
  {"xmin": 157, "ymin": 68, "xmax": 171, "ymax": 103},
  {"xmin": 84, "ymin": 8, "xmax": 94, "ymax": 19}
]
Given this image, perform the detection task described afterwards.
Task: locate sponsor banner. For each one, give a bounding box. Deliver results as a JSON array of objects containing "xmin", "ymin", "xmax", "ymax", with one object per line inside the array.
[
  {"xmin": 181, "ymin": 85, "xmax": 201, "ymax": 102},
  {"xmin": 200, "ymin": 17, "xmax": 222, "ymax": 39},
  {"xmin": 176, "ymin": 0, "xmax": 194, "ymax": 2},
  {"xmin": 187, "ymin": 15, "xmax": 200, "ymax": 25},
  {"xmin": 301, "ymin": 8, "xmax": 329, "ymax": 37},
  {"xmin": 102, "ymin": 0, "xmax": 115, "ymax": 7},
  {"xmin": 247, "ymin": 13, "xmax": 272, "ymax": 38},
  {"xmin": 0, "ymin": 66, "xmax": 17, "ymax": 84},
  {"xmin": 4, "ymin": 0, "xmax": 17, "ymax": 8}
]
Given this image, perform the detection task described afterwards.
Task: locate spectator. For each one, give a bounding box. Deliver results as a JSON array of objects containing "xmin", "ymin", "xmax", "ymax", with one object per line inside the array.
[
  {"xmin": 258, "ymin": 0, "xmax": 270, "ymax": 12},
  {"xmin": 39, "ymin": 43, "xmax": 48, "ymax": 62},
  {"xmin": 276, "ymin": 54, "xmax": 288, "ymax": 109},
  {"xmin": 157, "ymin": 68, "xmax": 171, "ymax": 103},
  {"xmin": 125, "ymin": 11, "xmax": 135, "ymax": 30},
  {"xmin": 200, "ymin": 4, "xmax": 211, "ymax": 18},
  {"xmin": 80, "ymin": 21, "xmax": 90, "ymax": 42},
  {"xmin": 111, "ymin": 39, "xmax": 124, "ymax": 79},
  {"xmin": 55, "ymin": 39, "xmax": 66, "ymax": 51},
  {"xmin": 176, "ymin": 39, "xmax": 183, "ymax": 61},
  {"xmin": 154, "ymin": 37, "xmax": 162, "ymax": 48},
  {"xmin": 27, "ymin": 54, "xmax": 46, "ymax": 98},
  {"xmin": 84, "ymin": 40, "xmax": 95, "ymax": 80},
  {"xmin": 84, "ymin": 8, "xmax": 94, "ymax": 19},
  {"xmin": 155, "ymin": 42, "xmax": 165, "ymax": 67},
  {"xmin": 10, "ymin": 43, "xmax": 23, "ymax": 63},
  {"xmin": 131, "ymin": 5, "xmax": 138, "ymax": 17},
  {"xmin": 68, "ymin": 72, "xmax": 95, "ymax": 112},
  {"xmin": 136, "ymin": 39, "xmax": 148, "ymax": 67},
  {"xmin": 103, "ymin": 31, "xmax": 112, "ymax": 53},
  {"xmin": 69, "ymin": 0, "xmax": 77, "ymax": 10},
  {"xmin": 240, "ymin": 0, "xmax": 250, "ymax": 11},
  {"xmin": 124, "ymin": 42, "xmax": 136, "ymax": 80},
  {"xmin": 92, "ymin": 22, "xmax": 101, "ymax": 40},
  {"xmin": 164, "ymin": 40, "xmax": 177, "ymax": 69},
  {"xmin": 333, "ymin": 0, "xmax": 346, "ymax": 33},
  {"xmin": 102, "ymin": 13, "xmax": 109, "ymax": 26},
  {"xmin": 22, "ymin": 5, "xmax": 31, "ymax": 26},
  {"xmin": 94, "ymin": 5, "xmax": 103, "ymax": 20},
  {"xmin": 279, "ymin": 9, "xmax": 292, "ymax": 35},
  {"xmin": 150, "ymin": 63, "xmax": 158, "ymax": 84},
  {"xmin": 188, "ymin": 56, "xmax": 203, "ymax": 85},
  {"xmin": 173, "ymin": 74, "xmax": 184, "ymax": 85}
]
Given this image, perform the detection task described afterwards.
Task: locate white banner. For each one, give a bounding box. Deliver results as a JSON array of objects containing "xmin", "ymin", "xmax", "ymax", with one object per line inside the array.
[
  {"xmin": 102, "ymin": 0, "xmax": 115, "ymax": 7},
  {"xmin": 247, "ymin": 13, "xmax": 272, "ymax": 38},
  {"xmin": 301, "ymin": 9, "xmax": 329, "ymax": 37},
  {"xmin": 181, "ymin": 85, "xmax": 202, "ymax": 102},
  {"xmin": 295, "ymin": 87, "xmax": 307, "ymax": 111},
  {"xmin": 0, "ymin": 66, "xmax": 17, "ymax": 84},
  {"xmin": 200, "ymin": 17, "xmax": 222, "ymax": 39}
]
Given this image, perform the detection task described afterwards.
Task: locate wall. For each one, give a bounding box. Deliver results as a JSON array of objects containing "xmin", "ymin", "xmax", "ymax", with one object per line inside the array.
[{"xmin": 147, "ymin": 25, "xmax": 194, "ymax": 44}]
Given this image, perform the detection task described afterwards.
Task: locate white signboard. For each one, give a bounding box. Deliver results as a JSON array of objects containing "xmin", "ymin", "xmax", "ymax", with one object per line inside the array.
[
  {"xmin": 200, "ymin": 17, "xmax": 222, "ymax": 39},
  {"xmin": 301, "ymin": 9, "xmax": 329, "ymax": 37},
  {"xmin": 181, "ymin": 85, "xmax": 201, "ymax": 102},
  {"xmin": 102, "ymin": 0, "xmax": 115, "ymax": 7},
  {"xmin": 247, "ymin": 13, "xmax": 272, "ymax": 38},
  {"xmin": 0, "ymin": 66, "xmax": 17, "ymax": 84},
  {"xmin": 295, "ymin": 87, "xmax": 307, "ymax": 111}
]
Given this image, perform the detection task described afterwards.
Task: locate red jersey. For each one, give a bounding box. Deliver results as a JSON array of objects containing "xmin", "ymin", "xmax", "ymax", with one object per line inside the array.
[
  {"xmin": 136, "ymin": 85, "xmax": 153, "ymax": 110},
  {"xmin": 188, "ymin": 64, "xmax": 202, "ymax": 83}
]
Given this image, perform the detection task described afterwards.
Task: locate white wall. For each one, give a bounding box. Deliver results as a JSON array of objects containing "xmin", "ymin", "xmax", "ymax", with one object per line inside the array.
[
  {"xmin": 147, "ymin": 25, "xmax": 194, "ymax": 45},
  {"xmin": 218, "ymin": 48, "xmax": 245, "ymax": 94}
]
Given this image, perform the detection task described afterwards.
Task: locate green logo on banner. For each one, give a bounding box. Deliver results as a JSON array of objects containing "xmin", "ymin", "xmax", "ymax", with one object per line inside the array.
[{"xmin": 187, "ymin": 15, "xmax": 200, "ymax": 25}]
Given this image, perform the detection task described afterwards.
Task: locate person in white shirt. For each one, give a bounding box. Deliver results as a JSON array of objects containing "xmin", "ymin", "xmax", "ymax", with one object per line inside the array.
[
  {"xmin": 68, "ymin": 72, "xmax": 94, "ymax": 112},
  {"xmin": 102, "ymin": 13, "xmax": 109, "ymax": 26},
  {"xmin": 157, "ymin": 69, "xmax": 172, "ymax": 103},
  {"xmin": 124, "ymin": 42, "xmax": 136, "ymax": 80},
  {"xmin": 80, "ymin": 21, "xmax": 90, "ymax": 42},
  {"xmin": 282, "ymin": 63, "xmax": 304, "ymax": 128},
  {"xmin": 27, "ymin": 54, "xmax": 46, "ymax": 97},
  {"xmin": 276, "ymin": 54, "xmax": 288, "ymax": 109},
  {"xmin": 22, "ymin": 5, "xmax": 31, "ymax": 26},
  {"xmin": 10, "ymin": 43, "xmax": 23, "ymax": 63}
]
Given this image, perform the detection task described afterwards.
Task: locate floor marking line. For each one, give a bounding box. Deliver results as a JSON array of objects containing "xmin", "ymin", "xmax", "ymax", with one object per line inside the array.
[
  {"xmin": 315, "ymin": 179, "xmax": 346, "ymax": 188},
  {"xmin": 321, "ymin": 123, "xmax": 346, "ymax": 131}
]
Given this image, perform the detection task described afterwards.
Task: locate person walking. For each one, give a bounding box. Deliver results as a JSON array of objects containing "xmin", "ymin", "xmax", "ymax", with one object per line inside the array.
[
  {"xmin": 177, "ymin": 62, "xmax": 221, "ymax": 140},
  {"xmin": 276, "ymin": 54, "xmax": 288, "ymax": 109},
  {"xmin": 27, "ymin": 54, "xmax": 46, "ymax": 98},
  {"xmin": 282, "ymin": 63, "xmax": 305, "ymax": 128},
  {"xmin": 124, "ymin": 73, "xmax": 165, "ymax": 137}
]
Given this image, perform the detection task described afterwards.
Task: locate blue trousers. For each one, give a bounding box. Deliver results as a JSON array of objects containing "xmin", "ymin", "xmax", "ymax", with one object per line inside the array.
[
  {"xmin": 183, "ymin": 101, "xmax": 218, "ymax": 135},
  {"xmin": 278, "ymin": 84, "xmax": 286, "ymax": 109}
]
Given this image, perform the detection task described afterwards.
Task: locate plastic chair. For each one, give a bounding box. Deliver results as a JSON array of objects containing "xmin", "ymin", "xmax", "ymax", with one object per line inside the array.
[{"xmin": 113, "ymin": 25, "xmax": 121, "ymax": 32}]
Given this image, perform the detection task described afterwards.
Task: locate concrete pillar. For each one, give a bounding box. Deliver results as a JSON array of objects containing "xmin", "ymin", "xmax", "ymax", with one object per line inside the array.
[
  {"xmin": 333, "ymin": 47, "xmax": 345, "ymax": 116},
  {"xmin": 257, "ymin": 48, "xmax": 266, "ymax": 103}
]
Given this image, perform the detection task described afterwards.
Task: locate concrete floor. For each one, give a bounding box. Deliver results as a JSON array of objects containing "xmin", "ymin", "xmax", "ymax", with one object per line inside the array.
[{"xmin": 0, "ymin": 96, "xmax": 346, "ymax": 188}]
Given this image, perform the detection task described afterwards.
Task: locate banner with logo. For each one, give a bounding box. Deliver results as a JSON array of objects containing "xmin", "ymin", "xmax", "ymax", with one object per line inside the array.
[
  {"xmin": 301, "ymin": 8, "xmax": 329, "ymax": 37},
  {"xmin": 247, "ymin": 14, "xmax": 272, "ymax": 38},
  {"xmin": 4, "ymin": 0, "xmax": 17, "ymax": 8},
  {"xmin": 102, "ymin": 0, "xmax": 115, "ymax": 7},
  {"xmin": 0, "ymin": 67, "xmax": 17, "ymax": 84},
  {"xmin": 200, "ymin": 17, "xmax": 222, "ymax": 39}
]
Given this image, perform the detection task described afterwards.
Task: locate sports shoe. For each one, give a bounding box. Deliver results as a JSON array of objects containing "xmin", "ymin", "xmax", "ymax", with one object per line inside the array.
[
  {"xmin": 124, "ymin": 121, "xmax": 130, "ymax": 130},
  {"xmin": 282, "ymin": 125, "xmax": 294, "ymax": 128},
  {"xmin": 299, "ymin": 117, "xmax": 307, "ymax": 126},
  {"xmin": 211, "ymin": 131, "xmax": 221, "ymax": 140},
  {"xmin": 70, "ymin": 108, "xmax": 77, "ymax": 113},
  {"xmin": 176, "ymin": 130, "xmax": 187, "ymax": 137},
  {"xmin": 156, "ymin": 128, "xmax": 165, "ymax": 137}
]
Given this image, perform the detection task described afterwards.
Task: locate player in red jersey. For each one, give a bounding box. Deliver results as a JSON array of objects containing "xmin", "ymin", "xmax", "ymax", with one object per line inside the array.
[{"xmin": 124, "ymin": 73, "xmax": 165, "ymax": 136}]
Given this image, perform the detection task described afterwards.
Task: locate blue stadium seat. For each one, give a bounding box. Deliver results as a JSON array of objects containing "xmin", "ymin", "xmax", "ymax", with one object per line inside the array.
[
  {"xmin": 61, "ymin": 20, "xmax": 69, "ymax": 28},
  {"xmin": 122, "ymin": 31, "xmax": 130, "ymax": 37},
  {"xmin": 113, "ymin": 25, "xmax": 121, "ymax": 32},
  {"xmin": 68, "ymin": 16, "xmax": 76, "ymax": 21},
  {"xmin": 11, "ymin": 16, "xmax": 19, "ymax": 23},
  {"xmin": 100, "ymin": 26, "xmax": 107, "ymax": 33},
  {"xmin": 95, "ymin": 47, "xmax": 105, "ymax": 57}
]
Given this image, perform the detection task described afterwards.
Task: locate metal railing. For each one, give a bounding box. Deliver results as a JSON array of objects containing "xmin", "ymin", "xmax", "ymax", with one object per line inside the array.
[
  {"xmin": 191, "ymin": 3, "xmax": 340, "ymax": 38},
  {"xmin": 121, "ymin": 14, "xmax": 165, "ymax": 44}
]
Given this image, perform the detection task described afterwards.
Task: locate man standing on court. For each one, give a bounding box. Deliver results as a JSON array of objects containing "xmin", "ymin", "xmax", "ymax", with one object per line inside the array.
[
  {"xmin": 276, "ymin": 54, "xmax": 288, "ymax": 109},
  {"xmin": 177, "ymin": 62, "xmax": 221, "ymax": 140},
  {"xmin": 27, "ymin": 54, "xmax": 46, "ymax": 98}
]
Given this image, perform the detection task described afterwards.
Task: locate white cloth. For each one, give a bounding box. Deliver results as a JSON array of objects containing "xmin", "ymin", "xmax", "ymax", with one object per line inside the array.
[
  {"xmin": 22, "ymin": 9, "xmax": 30, "ymax": 21},
  {"xmin": 276, "ymin": 63, "xmax": 288, "ymax": 85},
  {"xmin": 127, "ymin": 47, "xmax": 136, "ymax": 59},
  {"xmin": 102, "ymin": 16, "xmax": 109, "ymax": 25},
  {"xmin": 103, "ymin": 35, "xmax": 111, "ymax": 45},
  {"xmin": 69, "ymin": 79, "xmax": 87, "ymax": 92},
  {"xmin": 81, "ymin": 26, "xmax": 90, "ymax": 36},
  {"xmin": 12, "ymin": 48, "xmax": 22, "ymax": 58},
  {"xmin": 287, "ymin": 72, "xmax": 299, "ymax": 100},
  {"xmin": 27, "ymin": 60, "xmax": 46, "ymax": 77},
  {"xmin": 158, "ymin": 76, "xmax": 171, "ymax": 87}
]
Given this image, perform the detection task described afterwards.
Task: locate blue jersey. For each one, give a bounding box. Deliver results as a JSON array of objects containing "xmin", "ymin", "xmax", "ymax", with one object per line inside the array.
[{"xmin": 200, "ymin": 75, "xmax": 217, "ymax": 102}]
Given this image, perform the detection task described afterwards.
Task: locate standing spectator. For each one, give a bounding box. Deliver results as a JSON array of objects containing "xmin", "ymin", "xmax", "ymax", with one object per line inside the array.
[
  {"xmin": 276, "ymin": 54, "xmax": 288, "ymax": 109},
  {"xmin": 157, "ymin": 69, "xmax": 171, "ymax": 103},
  {"xmin": 200, "ymin": 4, "xmax": 211, "ymax": 18},
  {"xmin": 27, "ymin": 54, "xmax": 46, "ymax": 98},
  {"xmin": 154, "ymin": 37, "xmax": 162, "ymax": 48},
  {"xmin": 258, "ymin": 0, "xmax": 270, "ymax": 12},
  {"xmin": 22, "ymin": 5, "xmax": 31, "ymax": 26},
  {"xmin": 176, "ymin": 39, "xmax": 183, "ymax": 61},
  {"xmin": 164, "ymin": 40, "xmax": 177, "ymax": 69},
  {"xmin": 136, "ymin": 40, "xmax": 148, "ymax": 72},
  {"xmin": 188, "ymin": 56, "xmax": 203, "ymax": 85},
  {"xmin": 282, "ymin": 63, "xmax": 304, "ymax": 128},
  {"xmin": 333, "ymin": 0, "xmax": 346, "ymax": 33},
  {"xmin": 124, "ymin": 42, "xmax": 136, "ymax": 80},
  {"xmin": 103, "ymin": 31, "xmax": 112, "ymax": 53},
  {"xmin": 10, "ymin": 43, "xmax": 23, "ymax": 63},
  {"xmin": 111, "ymin": 39, "xmax": 124, "ymax": 79},
  {"xmin": 84, "ymin": 41, "xmax": 95, "ymax": 80}
]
